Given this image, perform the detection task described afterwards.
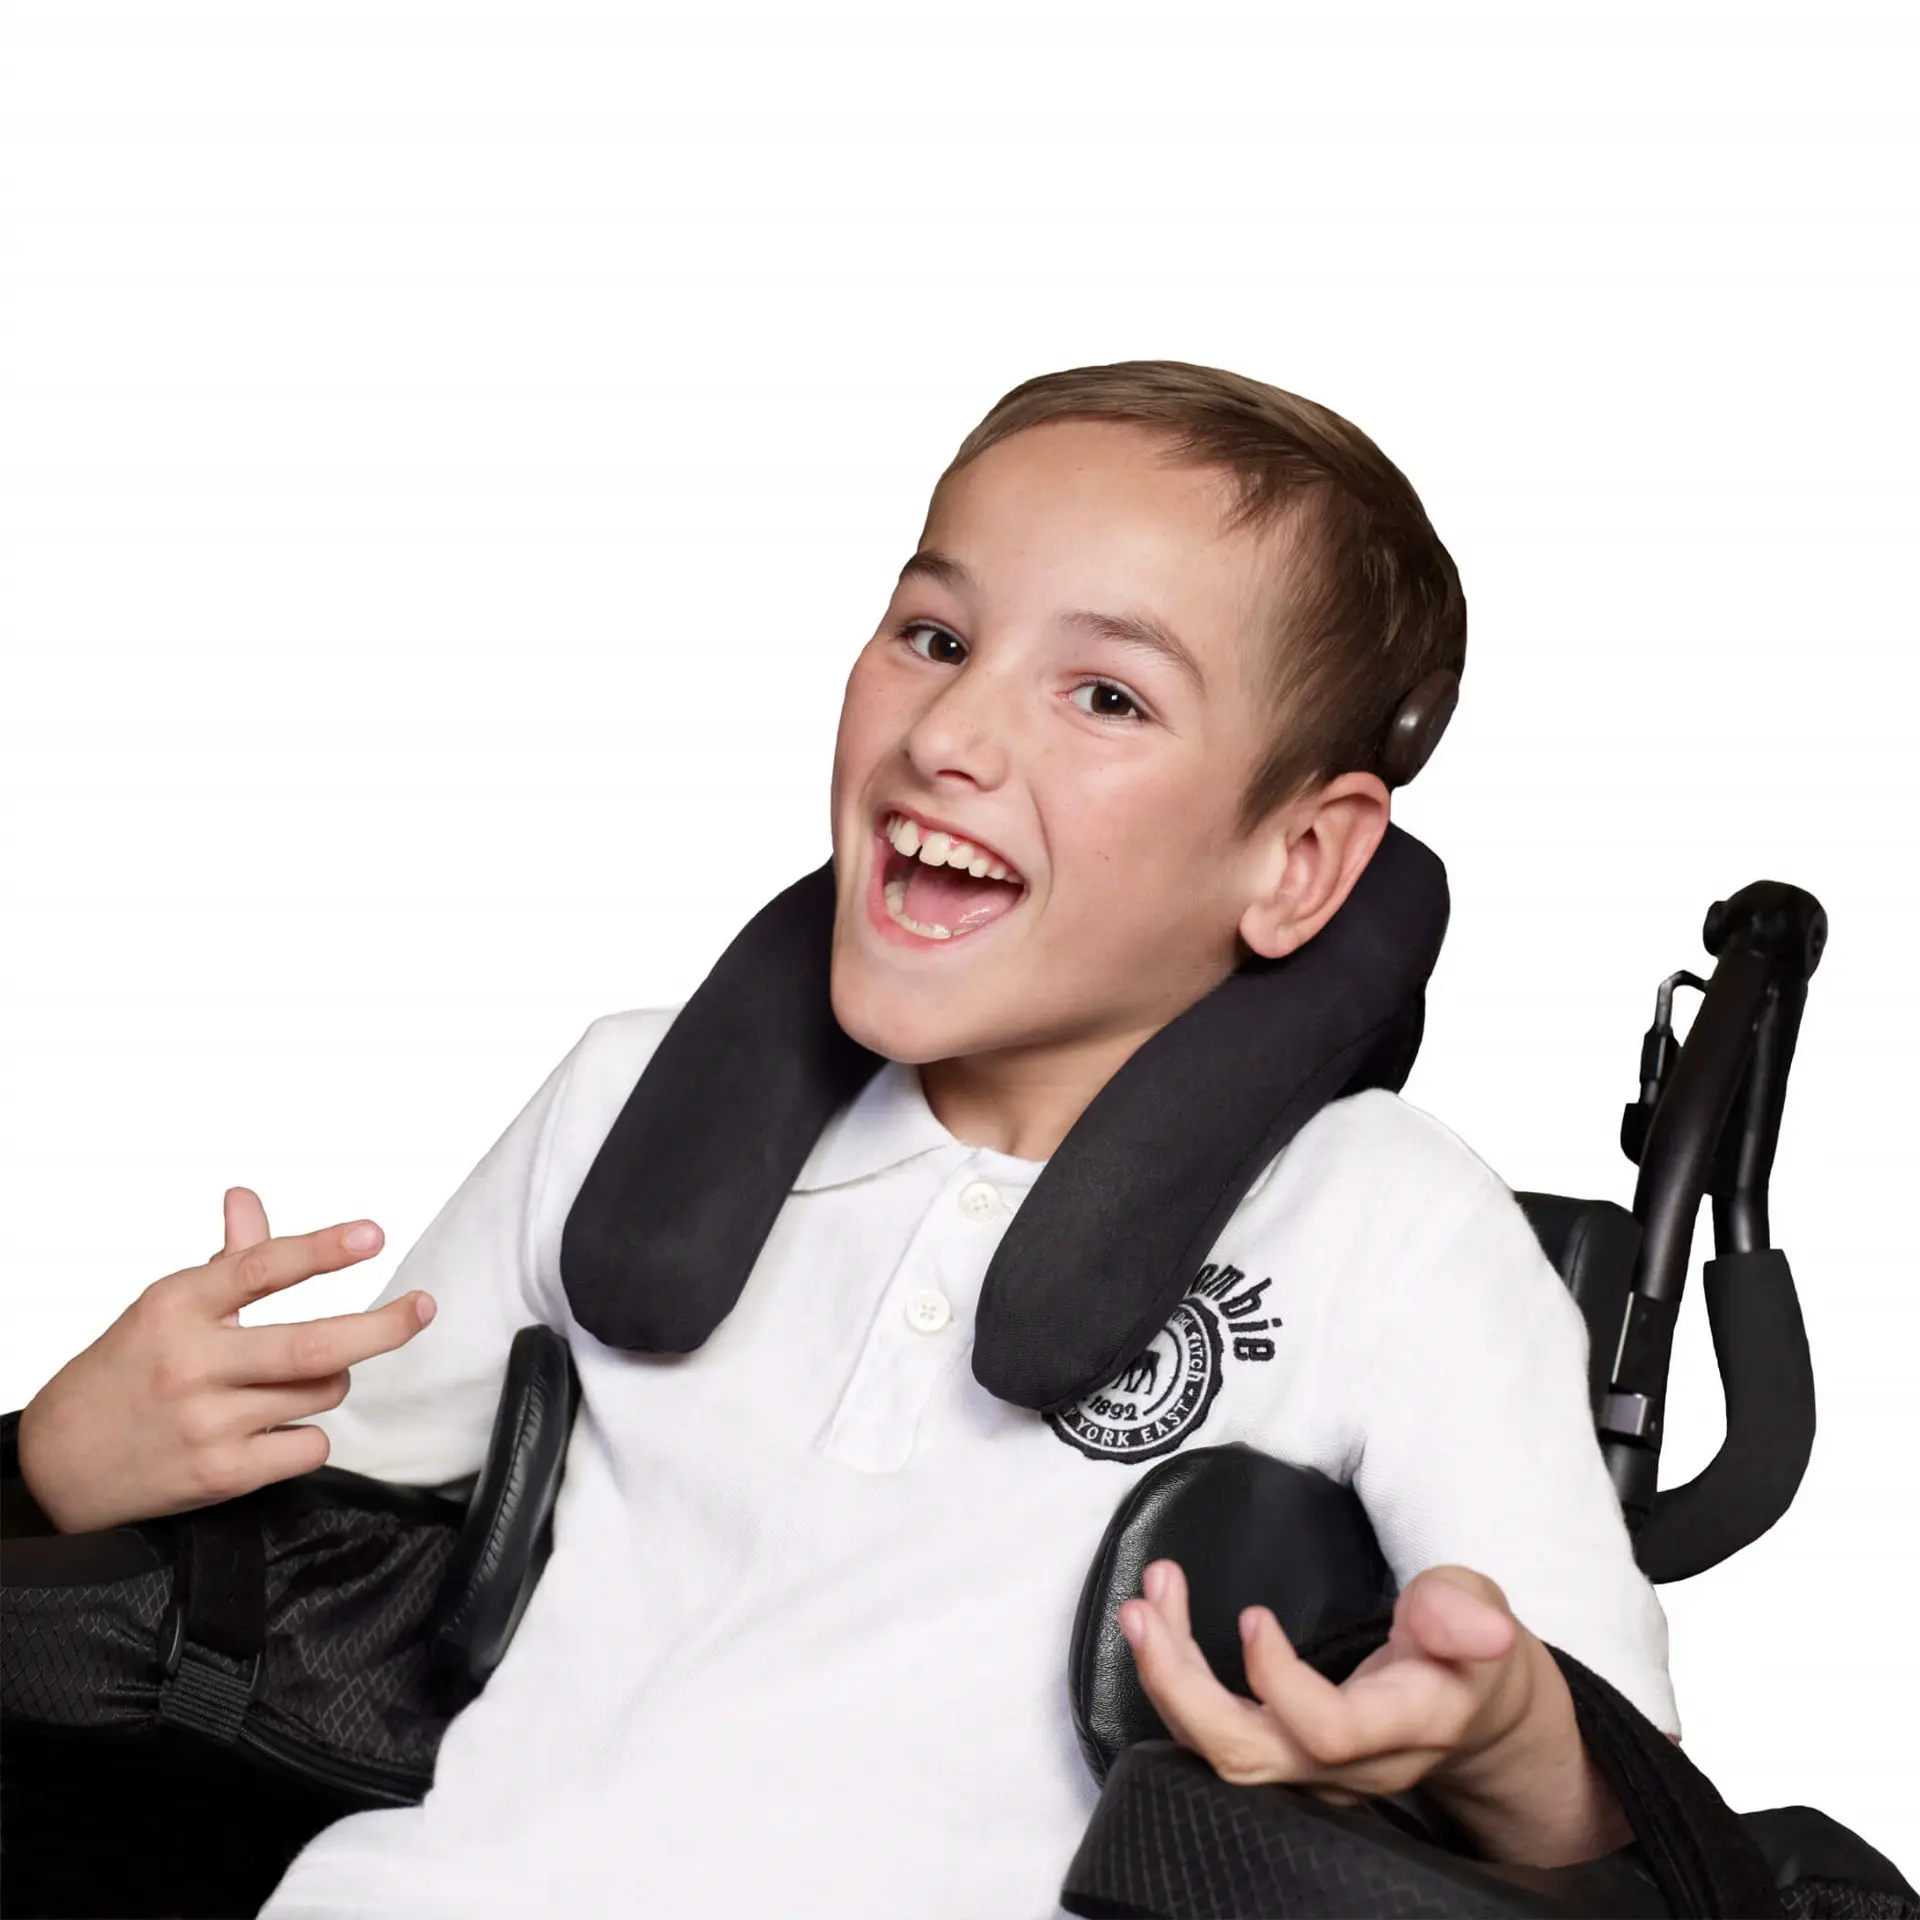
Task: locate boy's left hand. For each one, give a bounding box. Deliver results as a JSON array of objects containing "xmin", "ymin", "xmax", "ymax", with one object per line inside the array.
[{"xmin": 1118, "ymin": 1557, "xmax": 1537, "ymax": 1807}]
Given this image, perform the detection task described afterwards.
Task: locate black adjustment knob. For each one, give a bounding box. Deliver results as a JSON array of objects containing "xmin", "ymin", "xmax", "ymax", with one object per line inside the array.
[{"xmin": 1701, "ymin": 881, "xmax": 1827, "ymax": 979}]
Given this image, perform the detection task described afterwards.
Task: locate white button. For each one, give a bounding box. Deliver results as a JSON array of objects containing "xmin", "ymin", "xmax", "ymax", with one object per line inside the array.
[
  {"xmin": 903, "ymin": 1288, "xmax": 953, "ymax": 1334},
  {"xmin": 958, "ymin": 1180, "xmax": 1003, "ymax": 1222}
]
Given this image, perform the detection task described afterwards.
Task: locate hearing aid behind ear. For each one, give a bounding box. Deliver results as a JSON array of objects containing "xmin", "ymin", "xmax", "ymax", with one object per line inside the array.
[{"xmin": 1379, "ymin": 669, "xmax": 1460, "ymax": 787}]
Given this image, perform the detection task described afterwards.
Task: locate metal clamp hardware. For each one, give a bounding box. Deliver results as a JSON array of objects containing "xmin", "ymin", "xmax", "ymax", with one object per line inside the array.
[{"xmin": 1600, "ymin": 1391, "xmax": 1659, "ymax": 1444}]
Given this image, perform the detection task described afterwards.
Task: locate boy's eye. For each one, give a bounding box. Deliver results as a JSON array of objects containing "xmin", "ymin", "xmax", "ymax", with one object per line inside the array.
[
  {"xmin": 1069, "ymin": 680, "xmax": 1148, "ymax": 724},
  {"xmin": 901, "ymin": 621, "xmax": 967, "ymax": 665},
  {"xmin": 899, "ymin": 621, "xmax": 1148, "ymax": 725}
]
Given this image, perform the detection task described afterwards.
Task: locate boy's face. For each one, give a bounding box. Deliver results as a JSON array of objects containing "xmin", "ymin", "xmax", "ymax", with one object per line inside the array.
[{"xmin": 828, "ymin": 417, "xmax": 1341, "ymax": 1072}]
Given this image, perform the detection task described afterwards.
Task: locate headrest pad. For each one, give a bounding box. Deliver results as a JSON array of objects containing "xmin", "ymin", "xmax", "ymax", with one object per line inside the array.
[{"xmin": 561, "ymin": 824, "xmax": 1449, "ymax": 1411}]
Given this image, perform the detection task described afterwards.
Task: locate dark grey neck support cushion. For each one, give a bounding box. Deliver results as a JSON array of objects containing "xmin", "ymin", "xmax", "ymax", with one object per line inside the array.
[{"xmin": 559, "ymin": 823, "xmax": 1449, "ymax": 1414}]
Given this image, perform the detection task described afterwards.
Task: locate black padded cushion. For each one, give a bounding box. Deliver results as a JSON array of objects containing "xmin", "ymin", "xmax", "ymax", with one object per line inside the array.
[
  {"xmin": 1514, "ymin": 1193, "xmax": 1642, "ymax": 1420},
  {"xmin": 1068, "ymin": 1443, "xmax": 1392, "ymax": 1786},
  {"xmin": 425, "ymin": 1324, "xmax": 581, "ymax": 1694},
  {"xmin": 560, "ymin": 864, "xmax": 882, "ymax": 1355},
  {"xmin": 560, "ymin": 825, "xmax": 1449, "ymax": 1414},
  {"xmin": 976, "ymin": 827, "xmax": 1446, "ymax": 1412}
]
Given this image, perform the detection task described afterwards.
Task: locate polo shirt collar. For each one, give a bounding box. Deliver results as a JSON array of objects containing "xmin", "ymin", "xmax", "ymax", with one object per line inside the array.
[{"xmin": 792, "ymin": 1058, "xmax": 1047, "ymax": 1193}]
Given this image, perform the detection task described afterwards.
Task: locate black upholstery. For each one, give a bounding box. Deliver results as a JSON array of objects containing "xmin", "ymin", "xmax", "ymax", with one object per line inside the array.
[
  {"xmin": 558, "ymin": 828, "xmax": 1450, "ymax": 1415},
  {"xmin": 1513, "ymin": 1192, "xmax": 1642, "ymax": 1421},
  {"xmin": 1068, "ymin": 1444, "xmax": 1395, "ymax": 1787},
  {"xmin": 1064, "ymin": 1446, "xmax": 1916, "ymax": 1919},
  {"xmin": 7, "ymin": 853, "xmax": 1913, "ymax": 1917}
]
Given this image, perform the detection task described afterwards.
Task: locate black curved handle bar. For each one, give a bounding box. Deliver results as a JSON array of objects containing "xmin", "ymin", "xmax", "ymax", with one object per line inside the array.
[{"xmin": 1602, "ymin": 881, "xmax": 1826, "ymax": 1582}]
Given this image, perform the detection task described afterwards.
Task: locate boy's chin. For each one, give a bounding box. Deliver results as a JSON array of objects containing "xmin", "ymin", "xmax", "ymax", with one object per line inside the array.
[{"xmin": 829, "ymin": 966, "xmax": 1006, "ymax": 1067}]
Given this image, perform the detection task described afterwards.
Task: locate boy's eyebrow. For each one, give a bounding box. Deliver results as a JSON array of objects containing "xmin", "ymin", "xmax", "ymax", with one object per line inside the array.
[
  {"xmin": 897, "ymin": 548, "xmax": 1207, "ymax": 694},
  {"xmin": 1058, "ymin": 608, "xmax": 1206, "ymax": 694},
  {"xmin": 898, "ymin": 548, "xmax": 972, "ymax": 593}
]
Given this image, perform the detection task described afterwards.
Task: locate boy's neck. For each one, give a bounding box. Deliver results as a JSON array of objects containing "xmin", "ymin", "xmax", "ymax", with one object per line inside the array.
[{"xmin": 915, "ymin": 1024, "xmax": 1161, "ymax": 1163}]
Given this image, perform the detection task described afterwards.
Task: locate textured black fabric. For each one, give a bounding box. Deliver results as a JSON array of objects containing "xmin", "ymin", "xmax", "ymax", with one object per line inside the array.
[
  {"xmin": 3, "ymin": 1331, "xmax": 580, "ymax": 1917},
  {"xmin": 4, "ymin": 1475, "xmax": 468, "ymax": 1799},
  {"xmin": 3, "ymin": 1561, "xmax": 173, "ymax": 1728},
  {"xmin": 1059, "ymin": 1740, "xmax": 1675, "ymax": 1920},
  {"xmin": 557, "ymin": 826, "xmax": 1448, "ymax": 1413},
  {"xmin": 1286, "ymin": 1615, "xmax": 1787, "ymax": 1917},
  {"xmin": 1058, "ymin": 1607, "xmax": 1806, "ymax": 1919},
  {"xmin": 1782, "ymin": 1882, "xmax": 1920, "ymax": 1920},
  {"xmin": 1742, "ymin": 1808, "xmax": 1917, "ymax": 1905}
]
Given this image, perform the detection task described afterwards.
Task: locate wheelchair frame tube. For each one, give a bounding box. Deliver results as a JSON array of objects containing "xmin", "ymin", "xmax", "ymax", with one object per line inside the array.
[
  {"xmin": 1602, "ymin": 881, "xmax": 1823, "ymax": 1567},
  {"xmin": 1710, "ymin": 967, "xmax": 1810, "ymax": 1257}
]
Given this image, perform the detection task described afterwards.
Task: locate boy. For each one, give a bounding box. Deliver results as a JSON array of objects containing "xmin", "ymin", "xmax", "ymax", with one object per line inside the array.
[{"xmin": 17, "ymin": 362, "xmax": 1675, "ymax": 1917}]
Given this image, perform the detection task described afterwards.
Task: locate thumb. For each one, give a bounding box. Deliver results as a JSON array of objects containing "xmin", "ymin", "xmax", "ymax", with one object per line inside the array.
[
  {"xmin": 222, "ymin": 1186, "xmax": 272, "ymax": 1258},
  {"xmin": 1398, "ymin": 1567, "xmax": 1518, "ymax": 1666}
]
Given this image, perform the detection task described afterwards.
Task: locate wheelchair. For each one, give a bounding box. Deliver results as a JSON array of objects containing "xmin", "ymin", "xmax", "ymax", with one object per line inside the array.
[{"xmin": 4, "ymin": 842, "xmax": 1916, "ymax": 1919}]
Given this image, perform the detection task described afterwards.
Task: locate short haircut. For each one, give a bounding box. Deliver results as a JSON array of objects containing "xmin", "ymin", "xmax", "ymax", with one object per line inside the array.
[{"xmin": 935, "ymin": 360, "xmax": 1467, "ymax": 830}]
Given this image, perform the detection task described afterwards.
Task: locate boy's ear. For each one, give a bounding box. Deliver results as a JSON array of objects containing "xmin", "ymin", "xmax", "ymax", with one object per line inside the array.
[{"xmin": 1238, "ymin": 772, "xmax": 1392, "ymax": 961}]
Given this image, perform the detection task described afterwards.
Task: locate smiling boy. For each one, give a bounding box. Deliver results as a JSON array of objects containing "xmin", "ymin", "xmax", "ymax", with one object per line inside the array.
[{"xmin": 19, "ymin": 362, "xmax": 1674, "ymax": 1917}]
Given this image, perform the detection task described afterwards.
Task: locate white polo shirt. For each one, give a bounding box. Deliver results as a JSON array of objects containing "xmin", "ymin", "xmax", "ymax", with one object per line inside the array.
[{"xmin": 259, "ymin": 1005, "xmax": 1677, "ymax": 1920}]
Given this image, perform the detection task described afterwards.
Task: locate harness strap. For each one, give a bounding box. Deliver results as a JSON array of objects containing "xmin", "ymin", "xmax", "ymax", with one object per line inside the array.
[
  {"xmin": 156, "ymin": 1499, "xmax": 265, "ymax": 1745},
  {"xmin": 1298, "ymin": 1611, "xmax": 1785, "ymax": 1918},
  {"xmin": 1551, "ymin": 1644, "xmax": 1784, "ymax": 1918}
]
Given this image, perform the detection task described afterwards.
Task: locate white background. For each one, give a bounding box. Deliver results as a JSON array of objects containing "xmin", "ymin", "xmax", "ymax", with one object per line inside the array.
[{"xmin": 5, "ymin": 0, "xmax": 1916, "ymax": 1876}]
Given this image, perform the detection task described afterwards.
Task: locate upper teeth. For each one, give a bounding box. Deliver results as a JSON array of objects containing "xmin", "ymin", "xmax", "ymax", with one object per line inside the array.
[{"xmin": 886, "ymin": 814, "xmax": 1015, "ymax": 882}]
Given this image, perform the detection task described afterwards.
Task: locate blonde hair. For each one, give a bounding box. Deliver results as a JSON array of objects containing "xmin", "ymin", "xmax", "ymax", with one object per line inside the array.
[{"xmin": 937, "ymin": 360, "xmax": 1467, "ymax": 828}]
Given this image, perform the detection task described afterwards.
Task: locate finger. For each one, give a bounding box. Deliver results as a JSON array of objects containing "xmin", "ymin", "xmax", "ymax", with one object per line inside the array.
[
  {"xmin": 1240, "ymin": 1606, "xmax": 1460, "ymax": 1771},
  {"xmin": 1398, "ymin": 1568, "xmax": 1517, "ymax": 1666},
  {"xmin": 195, "ymin": 1220, "xmax": 386, "ymax": 1315},
  {"xmin": 238, "ymin": 1422, "xmax": 335, "ymax": 1493},
  {"xmin": 1124, "ymin": 1598, "xmax": 1315, "ymax": 1783},
  {"xmin": 213, "ymin": 1292, "xmax": 433, "ymax": 1387},
  {"xmin": 223, "ymin": 1188, "xmax": 272, "ymax": 1257},
  {"xmin": 236, "ymin": 1370, "xmax": 353, "ymax": 1433},
  {"xmin": 1238, "ymin": 1606, "xmax": 1369, "ymax": 1765},
  {"xmin": 1144, "ymin": 1558, "xmax": 1194, "ymax": 1644},
  {"xmin": 1136, "ymin": 1561, "xmax": 1219, "ymax": 1695}
]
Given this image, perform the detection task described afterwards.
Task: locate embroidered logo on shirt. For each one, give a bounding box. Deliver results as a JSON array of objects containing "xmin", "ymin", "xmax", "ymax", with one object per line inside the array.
[{"xmin": 1046, "ymin": 1262, "xmax": 1279, "ymax": 1463}]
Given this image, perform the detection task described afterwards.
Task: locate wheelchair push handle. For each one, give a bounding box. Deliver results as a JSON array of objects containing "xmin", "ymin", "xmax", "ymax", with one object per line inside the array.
[{"xmin": 1604, "ymin": 881, "xmax": 1825, "ymax": 1582}]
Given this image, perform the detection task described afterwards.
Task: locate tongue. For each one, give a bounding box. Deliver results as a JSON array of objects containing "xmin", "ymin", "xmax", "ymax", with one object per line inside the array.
[{"xmin": 904, "ymin": 863, "xmax": 1021, "ymax": 935}]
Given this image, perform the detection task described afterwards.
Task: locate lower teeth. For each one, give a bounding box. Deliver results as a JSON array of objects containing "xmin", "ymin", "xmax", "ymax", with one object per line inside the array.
[{"xmin": 883, "ymin": 876, "xmax": 952, "ymax": 940}]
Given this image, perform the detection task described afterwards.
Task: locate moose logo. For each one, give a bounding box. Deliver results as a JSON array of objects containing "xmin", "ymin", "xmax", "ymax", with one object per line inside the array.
[{"xmin": 1046, "ymin": 1262, "xmax": 1279, "ymax": 1463}]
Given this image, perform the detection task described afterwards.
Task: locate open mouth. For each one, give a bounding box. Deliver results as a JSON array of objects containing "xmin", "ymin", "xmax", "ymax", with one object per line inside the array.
[{"xmin": 874, "ymin": 810, "xmax": 1028, "ymax": 943}]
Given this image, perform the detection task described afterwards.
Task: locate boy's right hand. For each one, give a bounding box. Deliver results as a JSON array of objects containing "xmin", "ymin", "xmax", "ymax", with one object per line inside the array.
[{"xmin": 13, "ymin": 1188, "xmax": 436, "ymax": 1536}]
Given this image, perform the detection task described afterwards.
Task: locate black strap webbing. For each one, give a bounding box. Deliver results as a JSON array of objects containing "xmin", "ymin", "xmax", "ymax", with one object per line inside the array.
[
  {"xmin": 1296, "ymin": 1612, "xmax": 1785, "ymax": 1917},
  {"xmin": 156, "ymin": 1500, "xmax": 265, "ymax": 1745},
  {"xmin": 1551, "ymin": 1644, "xmax": 1784, "ymax": 1918}
]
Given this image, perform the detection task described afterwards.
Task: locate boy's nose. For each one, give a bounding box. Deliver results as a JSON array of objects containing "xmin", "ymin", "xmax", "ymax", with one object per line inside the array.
[{"xmin": 902, "ymin": 673, "xmax": 1013, "ymax": 790}]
